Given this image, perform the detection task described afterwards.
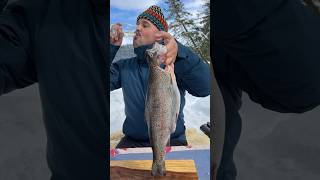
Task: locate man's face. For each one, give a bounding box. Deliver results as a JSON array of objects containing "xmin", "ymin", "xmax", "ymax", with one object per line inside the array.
[{"xmin": 133, "ymin": 19, "xmax": 159, "ymax": 48}]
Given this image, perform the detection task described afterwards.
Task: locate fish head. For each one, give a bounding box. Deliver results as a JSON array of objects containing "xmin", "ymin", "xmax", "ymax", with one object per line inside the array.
[{"xmin": 146, "ymin": 42, "xmax": 167, "ymax": 67}]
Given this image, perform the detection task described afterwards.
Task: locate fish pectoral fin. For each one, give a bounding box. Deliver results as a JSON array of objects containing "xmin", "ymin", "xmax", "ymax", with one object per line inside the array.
[
  {"xmin": 170, "ymin": 113, "xmax": 178, "ymax": 133},
  {"xmin": 166, "ymin": 138, "xmax": 170, "ymax": 147},
  {"xmin": 165, "ymin": 70, "xmax": 173, "ymax": 85},
  {"xmin": 145, "ymin": 109, "xmax": 152, "ymax": 145},
  {"xmin": 148, "ymin": 123, "xmax": 153, "ymax": 146},
  {"xmin": 169, "ymin": 71, "xmax": 175, "ymax": 85},
  {"xmin": 149, "ymin": 133, "xmax": 153, "ymax": 145}
]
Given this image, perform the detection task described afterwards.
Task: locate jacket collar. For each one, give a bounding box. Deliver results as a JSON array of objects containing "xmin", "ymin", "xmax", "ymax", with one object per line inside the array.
[{"xmin": 134, "ymin": 44, "xmax": 154, "ymax": 63}]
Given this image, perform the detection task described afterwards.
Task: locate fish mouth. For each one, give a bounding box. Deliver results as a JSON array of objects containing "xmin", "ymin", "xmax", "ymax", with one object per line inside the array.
[
  {"xmin": 146, "ymin": 42, "xmax": 167, "ymax": 67},
  {"xmin": 146, "ymin": 48, "xmax": 157, "ymax": 58},
  {"xmin": 148, "ymin": 43, "xmax": 167, "ymax": 56}
]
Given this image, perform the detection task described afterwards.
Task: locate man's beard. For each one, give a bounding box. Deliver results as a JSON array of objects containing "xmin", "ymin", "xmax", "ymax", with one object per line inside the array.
[{"xmin": 133, "ymin": 36, "xmax": 144, "ymax": 48}]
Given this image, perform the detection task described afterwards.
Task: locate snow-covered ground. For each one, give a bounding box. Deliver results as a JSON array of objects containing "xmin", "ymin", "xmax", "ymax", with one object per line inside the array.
[{"xmin": 110, "ymin": 89, "xmax": 210, "ymax": 134}]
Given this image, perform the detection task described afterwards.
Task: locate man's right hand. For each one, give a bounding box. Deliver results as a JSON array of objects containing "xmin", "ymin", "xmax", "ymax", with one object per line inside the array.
[{"xmin": 110, "ymin": 23, "xmax": 124, "ymax": 46}]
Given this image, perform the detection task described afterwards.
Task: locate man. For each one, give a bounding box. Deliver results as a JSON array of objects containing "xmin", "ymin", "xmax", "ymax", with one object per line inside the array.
[
  {"xmin": 213, "ymin": 0, "xmax": 320, "ymax": 179},
  {"xmin": 0, "ymin": 0, "xmax": 108, "ymax": 179},
  {"xmin": 110, "ymin": 5, "xmax": 211, "ymax": 148}
]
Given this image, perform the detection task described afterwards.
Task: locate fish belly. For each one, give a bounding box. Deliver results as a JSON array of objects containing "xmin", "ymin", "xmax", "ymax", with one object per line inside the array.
[{"xmin": 145, "ymin": 72, "xmax": 178, "ymax": 176}]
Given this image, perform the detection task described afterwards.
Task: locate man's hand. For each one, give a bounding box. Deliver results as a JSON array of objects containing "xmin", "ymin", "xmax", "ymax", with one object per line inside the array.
[
  {"xmin": 110, "ymin": 23, "xmax": 124, "ymax": 46},
  {"xmin": 155, "ymin": 31, "xmax": 178, "ymax": 65}
]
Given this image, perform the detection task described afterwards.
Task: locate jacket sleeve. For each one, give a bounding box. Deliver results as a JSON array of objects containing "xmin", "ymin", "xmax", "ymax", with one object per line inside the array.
[
  {"xmin": 175, "ymin": 42, "xmax": 211, "ymax": 97},
  {"xmin": 109, "ymin": 44, "xmax": 120, "ymax": 66},
  {"xmin": 109, "ymin": 61, "xmax": 122, "ymax": 91},
  {"xmin": 109, "ymin": 44, "xmax": 121, "ymax": 91},
  {"xmin": 0, "ymin": 3, "xmax": 37, "ymax": 95}
]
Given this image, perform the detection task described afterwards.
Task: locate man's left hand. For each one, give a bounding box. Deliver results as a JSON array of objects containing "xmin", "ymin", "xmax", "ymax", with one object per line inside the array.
[{"xmin": 155, "ymin": 31, "xmax": 178, "ymax": 65}]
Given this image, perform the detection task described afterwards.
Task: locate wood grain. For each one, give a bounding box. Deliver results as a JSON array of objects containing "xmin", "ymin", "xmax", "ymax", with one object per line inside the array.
[{"xmin": 110, "ymin": 160, "xmax": 198, "ymax": 180}]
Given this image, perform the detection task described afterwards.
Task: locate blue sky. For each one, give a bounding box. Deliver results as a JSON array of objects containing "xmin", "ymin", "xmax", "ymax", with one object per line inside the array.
[{"xmin": 110, "ymin": 0, "xmax": 206, "ymax": 45}]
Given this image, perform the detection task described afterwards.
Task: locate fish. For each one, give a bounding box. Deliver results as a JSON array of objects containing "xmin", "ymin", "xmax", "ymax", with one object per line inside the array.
[{"xmin": 145, "ymin": 42, "xmax": 181, "ymax": 176}]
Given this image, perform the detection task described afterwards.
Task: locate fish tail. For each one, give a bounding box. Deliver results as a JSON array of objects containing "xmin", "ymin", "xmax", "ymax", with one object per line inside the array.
[{"xmin": 151, "ymin": 160, "xmax": 166, "ymax": 176}]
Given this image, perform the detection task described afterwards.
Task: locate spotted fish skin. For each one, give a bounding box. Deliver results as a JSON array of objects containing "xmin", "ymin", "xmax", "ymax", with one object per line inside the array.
[{"xmin": 145, "ymin": 42, "xmax": 180, "ymax": 176}]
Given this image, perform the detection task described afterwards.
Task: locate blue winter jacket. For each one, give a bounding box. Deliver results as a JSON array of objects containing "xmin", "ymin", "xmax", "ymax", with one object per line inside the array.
[{"xmin": 110, "ymin": 42, "xmax": 210, "ymax": 142}]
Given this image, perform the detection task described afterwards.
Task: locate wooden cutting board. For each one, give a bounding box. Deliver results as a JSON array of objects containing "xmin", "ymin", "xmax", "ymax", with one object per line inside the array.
[{"xmin": 110, "ymin": 160, "xmax": 198, "ymax": 180}]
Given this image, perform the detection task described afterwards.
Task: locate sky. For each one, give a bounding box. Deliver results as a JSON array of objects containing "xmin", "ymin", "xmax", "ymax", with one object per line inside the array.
[{"xmin": 110, "ymin": 0, "xmax": 206, "ymax": 45}]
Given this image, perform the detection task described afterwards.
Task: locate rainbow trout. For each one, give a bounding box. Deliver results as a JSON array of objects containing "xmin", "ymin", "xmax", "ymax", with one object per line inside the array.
[{"xmin": 145, "ymin": 42, "xmax": 180, "ymax": 176}]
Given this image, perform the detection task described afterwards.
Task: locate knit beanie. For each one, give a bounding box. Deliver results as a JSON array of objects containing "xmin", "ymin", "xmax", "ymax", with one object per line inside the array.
[{"xmin": 137, "ymin": 5, "xmax": 169, "ymax": 32}]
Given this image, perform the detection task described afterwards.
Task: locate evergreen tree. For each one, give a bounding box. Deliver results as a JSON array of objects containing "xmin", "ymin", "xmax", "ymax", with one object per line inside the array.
[
  {"xmin": 197, "ymin": 0, "xmax": 210, "ymax": 62},
  {"xmin": 165, "ymin": 0, "xmax": 210, "ymax": 63}
]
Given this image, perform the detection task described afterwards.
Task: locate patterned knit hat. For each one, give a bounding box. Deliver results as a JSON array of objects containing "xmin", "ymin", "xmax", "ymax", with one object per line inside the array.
[{"xmin": 137, "ymin": 5, "xmax": 169, "ymax": 32}]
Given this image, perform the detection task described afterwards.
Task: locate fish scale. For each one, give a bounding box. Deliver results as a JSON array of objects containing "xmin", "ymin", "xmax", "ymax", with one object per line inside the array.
[{"xmin": 145, "ymin": 42, "xmax": 180, "ymax": 176}]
